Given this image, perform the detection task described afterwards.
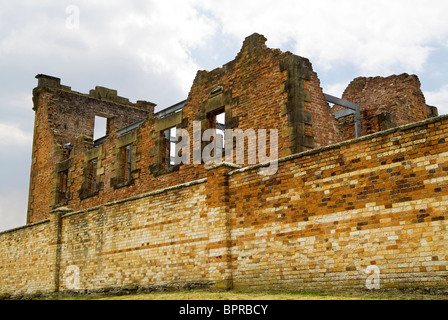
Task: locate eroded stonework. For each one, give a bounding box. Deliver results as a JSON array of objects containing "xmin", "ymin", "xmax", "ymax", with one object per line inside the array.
[{"xmin": 1, "ymin": 33, "xmax": 447, "ymax": 297}]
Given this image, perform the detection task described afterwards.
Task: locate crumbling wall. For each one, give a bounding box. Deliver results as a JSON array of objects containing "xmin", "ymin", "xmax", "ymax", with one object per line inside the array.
[
  {"xmin": 27, "ymin": 76, "xmax": 154, "ymax": 223},
  {"xmin": 28, "ymin": 34, "xmax": 341, "ymax": 223},
  {"xmin": 2, "ymin": 114, "xmax": 448, "ymax": 297},
  {"xmin": 333, "ymin": 74, "xmax": 438, "ymax": 140}
]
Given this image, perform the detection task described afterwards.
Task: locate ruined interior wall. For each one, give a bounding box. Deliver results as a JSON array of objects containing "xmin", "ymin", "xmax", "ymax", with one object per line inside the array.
[
  {"xmin": 304, "ymin": 71, "xmax": 342, "ymax": 147},
  {"xmin": 228, "ymin": 115, "xmax": 448, "ymax": 291},
  {"xmin": 334, "ymin": 74, "xmax": 435, "ymax": 140}
]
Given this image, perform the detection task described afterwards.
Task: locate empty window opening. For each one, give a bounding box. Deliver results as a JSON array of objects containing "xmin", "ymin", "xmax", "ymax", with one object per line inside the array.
[
  {"xmin": 86, "ymin": 158, "xmax": 98, "ymax": 194},
  {"xmin": 162, "ymin": 127, "xmax": 177, "ymax": 168},
  {"xmin": 208, "ymin": 110, "xmax": 226, "ymax": 157},
  {"xmin": 94, "ymin": 116, "xmax": 109, "ymax": 141},
  {"xmin": 119, "ymin": 144, "xmax": 133, "ymax": 182}
]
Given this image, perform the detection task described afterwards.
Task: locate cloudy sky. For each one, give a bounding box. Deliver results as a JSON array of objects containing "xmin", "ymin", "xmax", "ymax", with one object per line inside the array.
[{"xmin": 1, "ymin": 0, "xmax": 448, "ymax": 232}]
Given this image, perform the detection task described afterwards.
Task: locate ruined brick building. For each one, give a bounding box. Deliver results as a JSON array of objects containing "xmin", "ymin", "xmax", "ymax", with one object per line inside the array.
[{"xmin": 1, "ymin": 33, "xmax": 448, "ymax": 297}]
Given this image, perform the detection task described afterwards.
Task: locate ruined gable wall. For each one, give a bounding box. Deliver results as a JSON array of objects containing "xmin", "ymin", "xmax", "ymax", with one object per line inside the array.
[
  {"xmin": 27, "ymin": 79, "xmax": 154, "ymax": 223},
  {"xmin": 333, "ymin": 74, "xmax": 437, "ymax": 141},
  {"xmin": 162, "ymin": 33, "xmax": 340, "ymax": 165},
  {"xmin": 182, "ymin": 33, "xmax": 291, "ymax": 163}
]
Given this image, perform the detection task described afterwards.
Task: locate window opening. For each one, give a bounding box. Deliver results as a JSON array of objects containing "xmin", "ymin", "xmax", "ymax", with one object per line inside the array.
[
  {"xmin": 163, "ymin": 127, "xmax": 177, "ymax": 168},
  {"xmin": 120, "ymin": 144, "xmax": 133, "ymax": 182},
  {"xmin": 94, "ymin": 116, "xmax": 109, "ymax": 141},
  {"xmin": 208, "ymin": 110, "xmax": 225, "ymax": 158}
]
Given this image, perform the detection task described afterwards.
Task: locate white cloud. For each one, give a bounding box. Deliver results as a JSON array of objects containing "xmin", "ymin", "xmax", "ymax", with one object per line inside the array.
[
  {"xmin": 102, "ymin": 0, "xmax": 217, "ymax": 92},
  {"xmin": 0, "ymin": 122, "xmax": 32, "ymax": 147},
  {"xmin": 424, "ymin": 84, "xmax": 448, "ymax": 115},
  {"xmin": 325, "ymin": 82, "xmax": 348, "ymax": 98},
  {"xmin": 2, "ymin": 1, "xmax": 446, "ymax": 102},
  {"xmin": 0, "ymin": 192, "xmax": 27, "ymax": 232},
  {"xmin": 0, "ymin": 1, "xmax": 218, "ymax": 101},
  {"xmin": 195, "ymin": 0, "xmax": 448, "ymax": 75}
]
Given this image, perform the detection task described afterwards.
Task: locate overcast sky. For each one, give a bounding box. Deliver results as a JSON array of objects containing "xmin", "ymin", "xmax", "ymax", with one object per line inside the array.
[{"xmin": 1, "ymin": 0, "xmax": 448, "ymax": 232}]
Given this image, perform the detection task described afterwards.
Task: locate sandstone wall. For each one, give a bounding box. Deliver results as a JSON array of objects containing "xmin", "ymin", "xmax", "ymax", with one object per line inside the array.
[
  {"xmin": 1, "ymin": 115, "xmax": 447, "ymax": 296},
  {"xmin": 229, "ymin": 115, "xmax": 448, "ymax": 291},
  {"xmin": 0, "ymin": 220, "xmax": 55, "ymax": 296},
  {"xmin": 27, "ymin": 34, "xmax": 340, "ymax": 224}
]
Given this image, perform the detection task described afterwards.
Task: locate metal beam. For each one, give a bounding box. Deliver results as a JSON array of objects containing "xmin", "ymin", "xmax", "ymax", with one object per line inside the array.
[
  {"xmin": 155, "ymin": 100, "xmax": 186, "ymax": 119},
  {"xmin": 216, "ymin": 122, "xmax": 225, "ymax": 131},
  {"xmin": 324, "ymin": 93, "xmax": 361, "ymax": 138},
  {"xmin": 324, "ymin": 94, "xmax": 359, "ymax": 111},
  {"xmin": 117, "ymin": 120, "xmax": 144, "ymax": 136},
  {"xmin": 333, "ymin": 109, "xmax": 355, "ymax": 119}
]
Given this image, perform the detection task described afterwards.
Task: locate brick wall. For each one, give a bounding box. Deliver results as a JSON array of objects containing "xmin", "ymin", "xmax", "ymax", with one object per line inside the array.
[
  {"xmin": 0, "ymin": 220, "xmax": 55, "ymax": 296},
  {"xmin": 27, "ymin": 33, "xmax": 341, "ymax": 224},
  {"xmin": 28, "ymin": 76, "xmax": 154, "ymax": 223},
  {"xmin": 228, "ymin": 115, "xmax": 448, "ymax": 291},
  {"xmin": 3, "ymin": 33, "xmax": 446, "ymax": 297},
  {"xmin": 333, "ymin": 74, "xmax": 438, "ymax": 141},
  {"xmin": 1, "ymin": 114, "xmax": 448, "ymax": 297},
  {"xmin": 58, "ymin": 179, "xmax": 217, "ymax": 292}
]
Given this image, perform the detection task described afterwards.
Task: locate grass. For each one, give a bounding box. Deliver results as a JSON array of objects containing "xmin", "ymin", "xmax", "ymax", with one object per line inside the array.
[{"xmin": 61, "ymin": 289, "xmax": 448, "ymax": 300}]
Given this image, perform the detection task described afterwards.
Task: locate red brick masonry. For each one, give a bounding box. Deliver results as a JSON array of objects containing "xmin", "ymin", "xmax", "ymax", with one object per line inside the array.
[{"xmin": 0, "ymin": 34, "xmax": 445, "ymax": 296}]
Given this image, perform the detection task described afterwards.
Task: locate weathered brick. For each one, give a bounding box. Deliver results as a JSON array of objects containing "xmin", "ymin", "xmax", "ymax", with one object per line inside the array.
[{"xmin": 1, "ymin": 33, "xmax": 447, "ymax": 297}]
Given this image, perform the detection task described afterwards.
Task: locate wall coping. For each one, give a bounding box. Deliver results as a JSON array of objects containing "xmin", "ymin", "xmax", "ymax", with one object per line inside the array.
[{"xmin": 0, "ymin": 218, "xmax": 50, "ymax": 236}]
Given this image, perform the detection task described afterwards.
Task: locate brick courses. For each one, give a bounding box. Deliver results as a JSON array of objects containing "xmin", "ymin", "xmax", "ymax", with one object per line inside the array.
[
  {"xmin": 228, "ymin": 116, "xmax": 448, "ymax": 290},
  {"xmin": 332, "ymin": 74, "xmax": 438, "ymax": 140},
  {"xmin": 2, "ymin": 115, "xmax": 448, "ymax": 296},
  {"xmin": 1, "ymin": 33, "xmax": 446, "ymax": 297}
]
